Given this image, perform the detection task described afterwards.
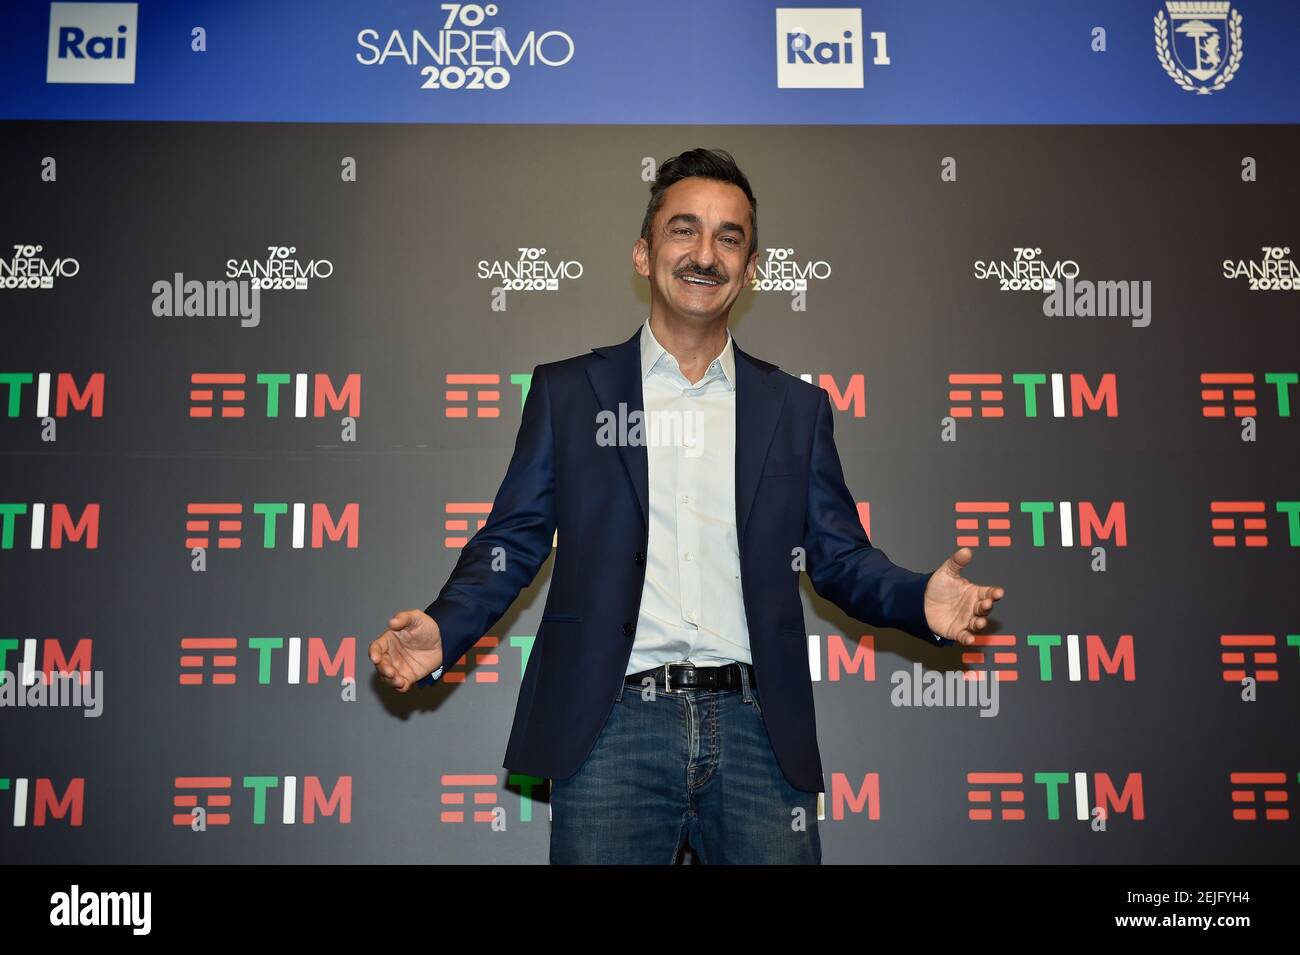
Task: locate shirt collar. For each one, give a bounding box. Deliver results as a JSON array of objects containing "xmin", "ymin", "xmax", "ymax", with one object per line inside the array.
[{"xmin": 638, "ymin": 315, "xmax": 736, "ymax": 390}]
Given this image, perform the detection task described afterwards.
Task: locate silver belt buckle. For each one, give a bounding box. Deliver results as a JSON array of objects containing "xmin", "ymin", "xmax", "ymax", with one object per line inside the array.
[{"xmin": 663, "ymin": 662, "xmax": 672, "ymax": 694}]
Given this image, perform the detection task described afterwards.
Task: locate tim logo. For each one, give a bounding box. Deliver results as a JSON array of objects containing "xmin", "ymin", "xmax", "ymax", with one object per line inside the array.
[
  {"xmin": 776, "ymin": 8, "xmax": 875, "ymax": 89},
  {"xmin": 47, "ymin": 3, "xmax": 138, "ymax": 85}
]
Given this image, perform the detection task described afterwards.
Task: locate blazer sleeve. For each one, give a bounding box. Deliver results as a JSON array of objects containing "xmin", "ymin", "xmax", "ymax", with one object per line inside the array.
[
  {"xmin": 802, "ymin": 387, "xmax": 951, "ymax": 647},
  {"xmin": 421, "ymin": 363, "xmax": 558, "ymax": 680}
]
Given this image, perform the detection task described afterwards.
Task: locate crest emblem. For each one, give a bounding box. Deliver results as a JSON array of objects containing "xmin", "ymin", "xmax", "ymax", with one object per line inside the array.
[{"xmin": 1154, "ymin": 2, "xmax": 1243, "ymax": 94}]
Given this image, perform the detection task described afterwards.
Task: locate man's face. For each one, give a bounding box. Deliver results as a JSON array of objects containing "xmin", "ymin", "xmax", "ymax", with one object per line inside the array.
[{"xmin": 634, "ymin": 177, "xmax": 759, "ymax": 326}]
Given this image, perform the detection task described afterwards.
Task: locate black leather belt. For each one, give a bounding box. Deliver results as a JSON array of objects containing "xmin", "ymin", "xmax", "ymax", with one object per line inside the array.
[{"xmin": 624, "ymin": 661, "xmax": 751, "ymax": 693}]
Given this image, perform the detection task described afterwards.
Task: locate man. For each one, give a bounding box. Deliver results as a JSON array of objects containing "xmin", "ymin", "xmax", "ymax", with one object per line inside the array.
[{"xmin": 370, "ymin": 148, "xmax": 1005, "ymax": 864}]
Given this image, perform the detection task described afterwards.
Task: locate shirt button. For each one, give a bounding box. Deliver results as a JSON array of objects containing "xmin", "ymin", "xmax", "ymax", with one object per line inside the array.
[
  {"xmin": 634, "ymin": 551, "xmax": 645, "ymax": 564},
  {"xmin": 686, "ymin": 610, "xmax": 696, "ymax": 622},
  {"xmin": 681, "ymin": 494, "xmax": 690, "ymax": 503},
  {"xmin": 683, "ymin": 551, "xmax": 692, "ymax": 561}
]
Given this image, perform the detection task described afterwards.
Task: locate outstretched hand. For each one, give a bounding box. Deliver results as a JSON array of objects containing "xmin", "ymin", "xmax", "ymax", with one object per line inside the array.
[
  {"xmin": 923, "ymin": 547, "xmax": 1006, "ymax": 647},
  {"xmin": 368, "ymin": 609, "xmax": 444, "ymax": 692}
]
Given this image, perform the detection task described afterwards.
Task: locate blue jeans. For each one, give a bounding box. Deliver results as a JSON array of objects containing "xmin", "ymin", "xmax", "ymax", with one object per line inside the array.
[{"xmin": 549, "ymin": 664, "xmax": 821, "ymax": 864}]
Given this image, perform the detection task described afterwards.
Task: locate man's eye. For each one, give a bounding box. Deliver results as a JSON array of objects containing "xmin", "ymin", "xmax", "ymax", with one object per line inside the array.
[
  {"xmin": 721, "ymin": 236, "xmax": 740, "ymax": 245},
  {"xmin": 673, "ymin": 228, "xmax": 692, "ymax": 236}
]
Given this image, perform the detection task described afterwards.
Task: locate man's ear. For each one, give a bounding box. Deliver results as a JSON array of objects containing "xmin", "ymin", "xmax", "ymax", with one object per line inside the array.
[
  {"xmin": 744, "ymin": 249, "xmax": 760, "ymax": 284},
  {"xmin": 632, "ymin": 237, "xmax": 650, "ymax": 278}
]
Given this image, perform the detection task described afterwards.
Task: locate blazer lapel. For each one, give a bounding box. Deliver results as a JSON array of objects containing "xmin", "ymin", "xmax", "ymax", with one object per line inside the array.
[
  {"xmin": 733, "ymin": 337, "xmax": 788, "ymax": 548},
  {"xmin": 587, "ymin": 327, "xmax": 649, "ymax": 529}
]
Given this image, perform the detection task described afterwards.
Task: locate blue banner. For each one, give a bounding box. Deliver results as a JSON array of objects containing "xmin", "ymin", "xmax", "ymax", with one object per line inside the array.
[{"xmin": 2, "ymin": 0, "xmax": 1296, "ymax": 124}]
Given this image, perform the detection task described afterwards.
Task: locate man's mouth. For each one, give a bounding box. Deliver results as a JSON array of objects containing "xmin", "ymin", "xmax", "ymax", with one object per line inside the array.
[{"xmin": 679, "ymin": 273, "xmax": 723, "ymax": 287}]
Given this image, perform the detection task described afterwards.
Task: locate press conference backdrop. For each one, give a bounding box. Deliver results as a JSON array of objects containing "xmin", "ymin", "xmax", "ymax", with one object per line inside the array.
[{"xmin": 2, "ymin": 1, "xmax": 1298, "ymax": 864}]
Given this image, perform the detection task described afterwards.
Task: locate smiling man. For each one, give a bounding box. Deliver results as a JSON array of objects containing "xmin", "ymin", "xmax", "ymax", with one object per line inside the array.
[{"xmin": 370, "ymin": 147, "xmax": 1005, "ymax": 864}]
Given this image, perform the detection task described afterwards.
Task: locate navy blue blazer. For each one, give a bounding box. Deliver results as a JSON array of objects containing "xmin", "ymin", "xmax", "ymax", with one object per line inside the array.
[{"xmin": 423, "ymin": 324, "xmax": 950, "ymax": 794}]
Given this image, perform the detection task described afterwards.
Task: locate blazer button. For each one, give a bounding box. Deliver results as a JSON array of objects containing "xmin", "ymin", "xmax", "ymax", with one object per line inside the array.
[
  {"xmin": 634, "ymin": 551, "xmax": 645, "ymax": 564},
  {"xmin": 622, "ymin": 621, "xmax": 635, "ymax": 637}
]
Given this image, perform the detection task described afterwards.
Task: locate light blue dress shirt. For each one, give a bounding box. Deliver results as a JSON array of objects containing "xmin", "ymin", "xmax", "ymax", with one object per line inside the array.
[{"xmin": 627, "ymin": 315, "xmax": 751, "ymax": 675}]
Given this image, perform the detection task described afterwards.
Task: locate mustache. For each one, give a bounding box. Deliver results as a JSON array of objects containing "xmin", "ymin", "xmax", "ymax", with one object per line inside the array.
[{"xmin": 675, "ymin": 265, "xmax": 725, "ymax": 280}]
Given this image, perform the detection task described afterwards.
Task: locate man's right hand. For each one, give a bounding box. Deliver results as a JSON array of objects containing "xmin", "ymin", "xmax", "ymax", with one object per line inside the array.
[{"xmin": 369, "ymin": 609, "xmax": 443, "ymax": 692}]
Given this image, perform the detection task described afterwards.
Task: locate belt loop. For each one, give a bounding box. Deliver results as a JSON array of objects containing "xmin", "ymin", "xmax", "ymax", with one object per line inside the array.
[{"xmin": 738, "ymin": 661, "xmax": 755, "ymax": 703}]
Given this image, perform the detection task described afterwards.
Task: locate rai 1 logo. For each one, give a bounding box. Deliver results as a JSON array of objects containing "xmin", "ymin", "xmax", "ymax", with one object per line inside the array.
[{"xmin": 1154, "ymin": 2, "xmax": 1243, "ymax": 95}]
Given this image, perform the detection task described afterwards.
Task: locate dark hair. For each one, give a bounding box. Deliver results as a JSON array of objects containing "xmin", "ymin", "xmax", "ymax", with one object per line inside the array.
[{"xmin": 640, "ymin": 148, "xmax": 758, "ymax": 259}]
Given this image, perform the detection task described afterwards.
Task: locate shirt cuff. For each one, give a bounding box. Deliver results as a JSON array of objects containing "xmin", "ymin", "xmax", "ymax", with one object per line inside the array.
[{"xmin": 416, "ymin": 666, "xmax": 444, "ymax": 687}]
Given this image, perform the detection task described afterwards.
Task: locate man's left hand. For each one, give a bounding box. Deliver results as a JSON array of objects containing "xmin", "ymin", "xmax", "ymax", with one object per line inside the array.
[{"xmin": 924, "ymin": 547, "xmax": 1006, "ymax": 647}]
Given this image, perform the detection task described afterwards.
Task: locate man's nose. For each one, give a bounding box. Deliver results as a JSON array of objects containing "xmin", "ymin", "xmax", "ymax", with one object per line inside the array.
[{"xmin": 689, "ymin": 236, "xmax": 718, "ymax": 271}]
